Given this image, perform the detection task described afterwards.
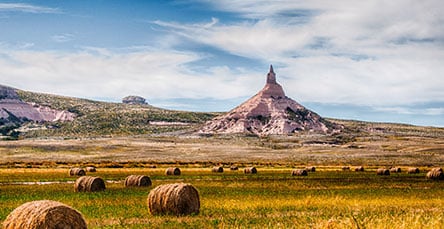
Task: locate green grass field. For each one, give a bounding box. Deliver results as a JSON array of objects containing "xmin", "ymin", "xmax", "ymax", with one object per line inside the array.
[{"xmin": 1, "ymin": 167, "xmax": 444, "ymax": 228}]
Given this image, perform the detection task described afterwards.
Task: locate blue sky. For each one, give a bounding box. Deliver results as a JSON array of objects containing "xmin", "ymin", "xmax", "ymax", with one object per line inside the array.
[{"xmin": 0, "ymin": 0, "xmax": 443, "ymax": 127}]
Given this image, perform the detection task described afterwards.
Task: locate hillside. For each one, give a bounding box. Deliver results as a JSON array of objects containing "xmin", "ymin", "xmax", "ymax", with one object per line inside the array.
[
  {"xmin": 13, "ymin": 90, "xmax": 217, "ymax": 138},
  {"xmin": 1, "ymin": 86, "xmax": 442, "ymax": 140}
]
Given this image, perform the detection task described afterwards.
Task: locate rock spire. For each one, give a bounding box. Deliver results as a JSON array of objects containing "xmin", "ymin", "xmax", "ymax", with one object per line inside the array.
[
  {"xmin": 267, "ymin": 65, "xmax": 276, "ymax": 84},
  {"xmin": 199, "ymin": 66, "xmax": 341, "ymax": 136}
]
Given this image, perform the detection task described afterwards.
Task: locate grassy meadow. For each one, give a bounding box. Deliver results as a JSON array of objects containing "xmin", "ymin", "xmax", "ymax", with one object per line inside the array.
[
  {"xmin": 1, "ymin": 122, "xmax": 443, "ymax": 228},
  {"xmin": 1, "ymin": 166, "xmax": 444, "ymax": 228}
]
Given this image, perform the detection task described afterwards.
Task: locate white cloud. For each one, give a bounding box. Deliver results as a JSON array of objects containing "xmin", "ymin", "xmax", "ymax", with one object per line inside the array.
[
  {"xmin": 154, "ymin": 0, "xmax": 444, "ymax": 106},
  {"xmin": 373, "ymin": 106, "xmax": 444, "ymax": 116},
  {"xmin": 52, "ymin": 34, "xmax": 74, "ymax": 43},
  {"xmin": 0, "ymin": 0, "xmax": 442, "ymax": 123},
  {"xmin": 0, "ymin": 3, "xmax": 59, "ymax": 14},
  {"xmin": 0, "ymin": 48, "xmax": 262, "ymax": 102}
]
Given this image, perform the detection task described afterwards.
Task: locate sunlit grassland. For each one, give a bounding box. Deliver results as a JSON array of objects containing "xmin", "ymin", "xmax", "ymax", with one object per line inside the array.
[{"xmin": 1, "ymin": 167, "xmax": 444, "ymax": 228}]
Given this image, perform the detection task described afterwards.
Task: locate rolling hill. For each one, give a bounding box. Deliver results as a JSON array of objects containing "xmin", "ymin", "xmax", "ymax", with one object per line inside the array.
[
  {"xmin": 0, "ymin": 86, "xmax": 216, "ymax": 138},
  {"xmin": 1, "ymin": 84, "xmax": 443, "ymax": 140}
]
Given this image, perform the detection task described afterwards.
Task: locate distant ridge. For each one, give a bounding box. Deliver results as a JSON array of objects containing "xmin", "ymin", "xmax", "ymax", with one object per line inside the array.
[
  {"xmin": 0, "ymin": 84, "xmax": 216, "ymax": 137},
  {"xmin": 199, "ymin": 65, "xmax": 342, "ymax": 136}
]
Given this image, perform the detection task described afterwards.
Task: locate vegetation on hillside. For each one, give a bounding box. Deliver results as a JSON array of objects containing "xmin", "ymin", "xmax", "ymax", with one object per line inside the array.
[{"xmin": 16, "ymin": 90, "xmax": 217, "ymax": 137}]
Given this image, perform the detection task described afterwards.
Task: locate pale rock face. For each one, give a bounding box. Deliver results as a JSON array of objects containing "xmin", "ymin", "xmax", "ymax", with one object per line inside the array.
[
  {"xmin": 0, "ymin": 85, "xmax": 75, "ymax": 122},
  {"xmin": 200, "ymin": 65, "xmax": 341, "ymax": 136}
]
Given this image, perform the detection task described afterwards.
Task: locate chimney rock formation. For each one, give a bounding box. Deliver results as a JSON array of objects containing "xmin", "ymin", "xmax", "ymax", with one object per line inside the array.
[{"xmin": 199, "ymin": 65, "xmax": 341, "ymax": 136}]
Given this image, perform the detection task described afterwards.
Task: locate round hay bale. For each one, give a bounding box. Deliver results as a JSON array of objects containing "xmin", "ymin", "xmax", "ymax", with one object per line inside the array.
[
  {"xmin": 165, "ymin": 167, "xmax": 181, "ymax": 176},
  {"xmin": 69, "ymin": 168, "xmax": 86, "ymax": 176},
  {"xmin": 426, "ymin": 168, "xmax": 444, "ymax": 180},
  {"xmin": 407, "ymin": 167, "xmax": 420, "ymax": 174},
  {"xmin": 74, "ymin": 176, "xmax": 106, "ymax": 192},
  {"xmin": 85, "ymin": 166, "xmax": 96, "ymax": 172},
  {"xmin": 3, "ymin": 200, "xmax": 87, "ymax": 229},
  {"xmin": 292, "ymin": 169, "xmax": 308, "ymax": 176},
  {"xmin": 306, "ymin": 166, "xmax": 316, "ymax": 172},
  {"xmin": 377, "ymin": 168, "xmax": 390, "ymax": 175},
  {"xmin": 390, "ymin": 167, "xmax": 401, "ymax": 173},
  {"xmin": 342, "ymin": 166, "xmax": 350, "ymax": 171},
  {"xmin": 211, "ymin": 166, "xmax": 224, "ymax": 173},
  {"xmin": 124, "ymin": 175, "xmax": 152, "ymax": 187},
  {"xmin": 230, "ymin": 165, "xmax": 238, "ymax": 170},
  {"xmin": 244, "ymin": 167, "xmax": 257, "ymax": 174},
  {"xmin": 354, "ymin": 166, "xmax": 364, "ymax": 172},
  {"xmin": 147, "ymin": 183, "xmax": 200, "ymax": 216}
]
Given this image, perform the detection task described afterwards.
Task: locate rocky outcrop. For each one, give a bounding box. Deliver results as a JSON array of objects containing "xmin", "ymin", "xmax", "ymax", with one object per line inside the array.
[
  {"xmin": 0, "ymin": 85, "xmax": 75, "ymax": 123},
  {"xmin": 0, "ymin": 85, "xmax": 19, "ymax": 100},
  {"xmin": 122, "ymin": 96, "xmax": 147, "ymax": 105},
  {"xmin": 199, "ymin": 65, "xmax": 342, "ymax": 136}
]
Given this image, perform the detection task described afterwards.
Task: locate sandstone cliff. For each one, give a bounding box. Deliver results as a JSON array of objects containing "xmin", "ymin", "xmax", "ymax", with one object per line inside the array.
[
  {"xmin": 199, "ymin": 66, "xmax": 341, "ymax": 135},
  {"xmin": 0, "ymin": 85, "xmax": 75, "ymax": 123}
]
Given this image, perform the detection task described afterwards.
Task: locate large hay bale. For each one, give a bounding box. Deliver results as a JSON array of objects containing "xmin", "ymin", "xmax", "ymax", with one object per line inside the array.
[
  {"xmin": 124, "ymin": 175, "xmax": 152, "ymax": 187},
  {"xmin": 69, "ymin": 168, "xmax": 86, "ymax": 176},
  {"xmin": 212, "ymin": 166, "xmax": 224, "ymax": 173},
  {"xmin": 407, "ymin": 167, "xmax": 420, "ymax": 174},
  {"xmin": 377, "ymin": 168, "xmax": 390, "ymax": 175},
  {"xmin": 74, "ymin": 176, "xmax": 106, "ymax": 192},
  {"xmin": 85, "ymin": 166, "xmax": 96, "ymax": 172},
  {"xmin": 292, "ymin": 169, "xmax": 308, "ymax": 176},
  {"xmin": 230, "ymin": 165, "xmax": 238, "ymax": 170},
  {"xmin": 3, "ymin": 200, "xmax": 87, "ymax": 229},
  {"xmin": 390, "ymin": 167, "xmax": 401, "ymax": 173},
  {"xmin": 147, "ymin": 183, "xmax": 200, "ymax": 216},
  {"xmin": 354, "ymin": 166, "xmax": 364, "ymax": 172},
  {"xmin": 165, "ymin": 167, "xmax": 181, "ymax": 176},
  {"xmin": 426, "ymin": 168, "xmax": 444, "ymax": 180},
  {"xmin": 306, "ymin": 166, "xmax": 316, "ymax": 172},
  {"xmin": 244, "ymin": 167, "xmax": 257, "ymax": 174}
]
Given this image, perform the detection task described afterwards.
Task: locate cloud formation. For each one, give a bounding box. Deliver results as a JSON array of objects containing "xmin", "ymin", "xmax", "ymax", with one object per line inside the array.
[
  {"xmin": 0, "ymin": 1, "xmax": 442, "ymax": 126},
  {"xmin": 154, "ymin": 0, "xmax": 444, "ymax": 106},
  {"xmin": 51, "ymin": 34, "xmax": 74, "ymax": 43},
  {"xmin": 0, "ymin": 3, "xmax": 59, "ymax": 13},
  {"xmin": 0, "ymin": 48, "xmax": 262, "ymax": 102}
]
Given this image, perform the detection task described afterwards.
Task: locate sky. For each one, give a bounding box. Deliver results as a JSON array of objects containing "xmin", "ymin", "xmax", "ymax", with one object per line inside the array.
[{"xmin": 0, "ymin": 0, "xmax": 443, "ymax": 127}]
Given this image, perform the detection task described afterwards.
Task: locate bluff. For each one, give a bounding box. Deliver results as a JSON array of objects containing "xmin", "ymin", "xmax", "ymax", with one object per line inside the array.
[
  {"xmin": 0, "ymin": 84, "xmax": 75, "ymax": 123},
  {"xmin": 199, "ymin": 66, "xmax": 341, "ymax": 135},
  {"xmin": 122, "ymin": 95, "xmax": 147, "ymax": 105}
]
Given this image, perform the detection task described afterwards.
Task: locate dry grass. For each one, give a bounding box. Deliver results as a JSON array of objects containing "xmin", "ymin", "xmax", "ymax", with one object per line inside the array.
[
  {"xmin": 1, "ymin": 167, "xmax": 444, "ymax": 228},
  {"xmin": 0, "ymin": 122, "xmax": 443, "ymax": 167},
  {"xmin": 2, "ymin": 200, "xmax": 87, "ymax": 229}
]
